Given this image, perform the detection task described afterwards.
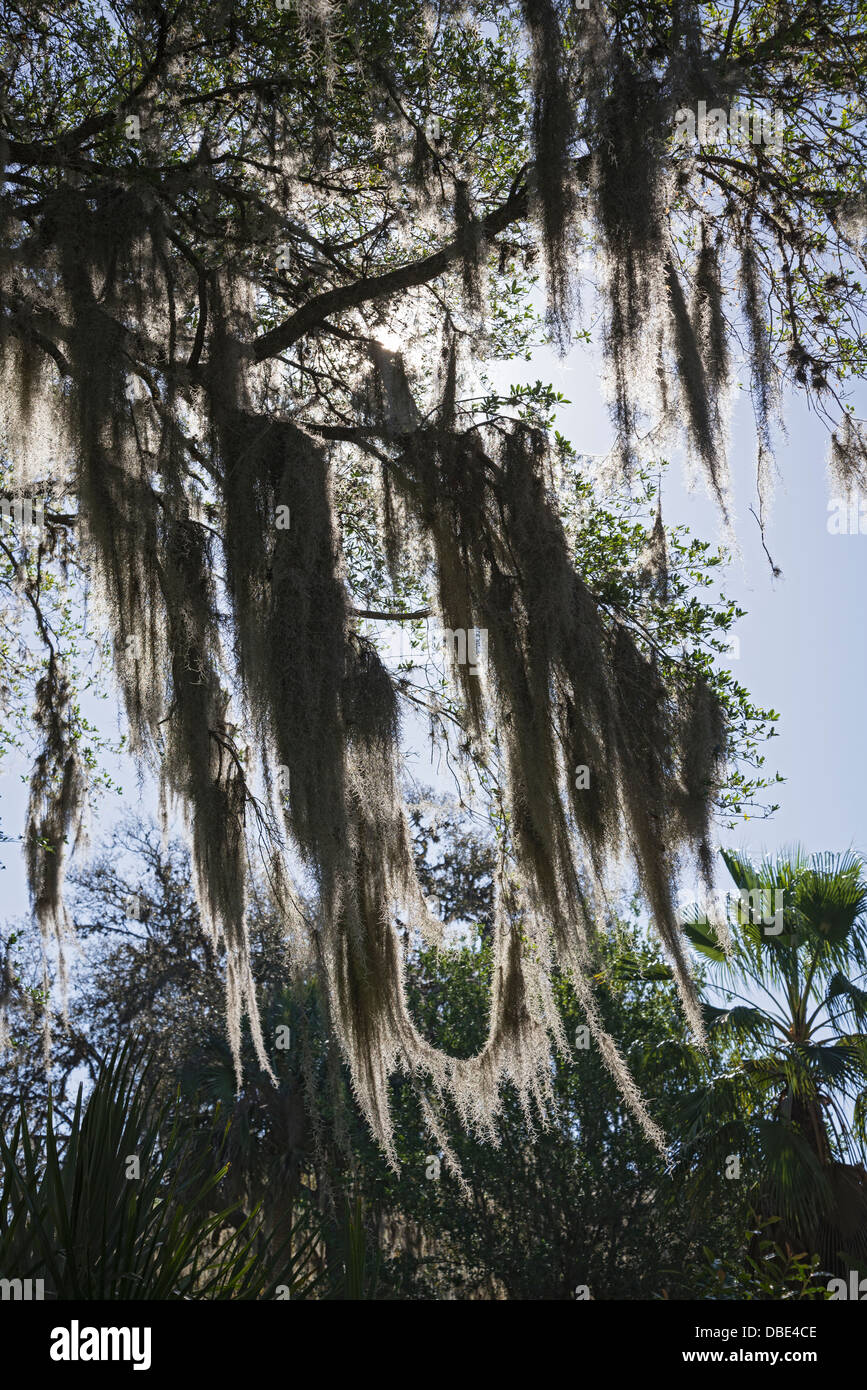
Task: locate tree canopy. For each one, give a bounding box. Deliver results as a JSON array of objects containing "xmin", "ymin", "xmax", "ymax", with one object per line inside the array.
[{"xmin": 1, "ymin": 0, "xmax": 864, "ymax": 1160}]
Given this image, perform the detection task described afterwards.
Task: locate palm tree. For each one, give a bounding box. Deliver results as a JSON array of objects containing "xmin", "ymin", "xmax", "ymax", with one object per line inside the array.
[{"xmin": 678, "ymin": 847, "xmax": 867, "ymax": 1276}]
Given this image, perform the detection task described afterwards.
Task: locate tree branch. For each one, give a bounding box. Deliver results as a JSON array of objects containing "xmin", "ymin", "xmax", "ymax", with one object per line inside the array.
[
  {"xmin": 352, "ymin": 607, "xmax": 432, "ymax": 621},
  {"xmin": 250, "ymin": 183, "xmax": 531, "ymax": 362}
]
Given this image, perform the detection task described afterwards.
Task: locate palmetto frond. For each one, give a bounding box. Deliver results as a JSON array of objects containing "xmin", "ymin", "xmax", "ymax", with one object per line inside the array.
[
  {"xmin": 677, "ymin": 847, "xmax": 867, "ymax": 1270},
  {"xmin": 826, "ymin": 974, "xmax": 867, "ymax": 1030},
  {"xmin": 0, "ymin": 1040, "xmax": 322, "ymax": 1299}
]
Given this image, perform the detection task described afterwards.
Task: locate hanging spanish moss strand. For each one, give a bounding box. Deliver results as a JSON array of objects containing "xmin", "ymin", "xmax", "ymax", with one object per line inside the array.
[
  {"xmin": 45, "ymin": 205, "xmax": 276, "ymax": 1090},
  {"xmin": 25, "ymin": 657, "xmax": 87, "ymax": 1063},
  {"xmin": 387, "ymin": 415, "xmax": 725, "ymax": 1100},
  {"xmin": 666, "ymin": 255, "xmax": 729, "ymax": 513},
  {"xmin": 691, "ymin": 230, "xmax": 732, "ymax": 409},
  {"xmin": 738, "ymin": 236, "xmax": 781, "ymax": 460},
  {"xmin": 522, "ymin": 0, "xmax": 578, "ymax": 344},
  {"xmin": 828, "ymin": 414, "xmax": 867, "ymax": 497}
]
